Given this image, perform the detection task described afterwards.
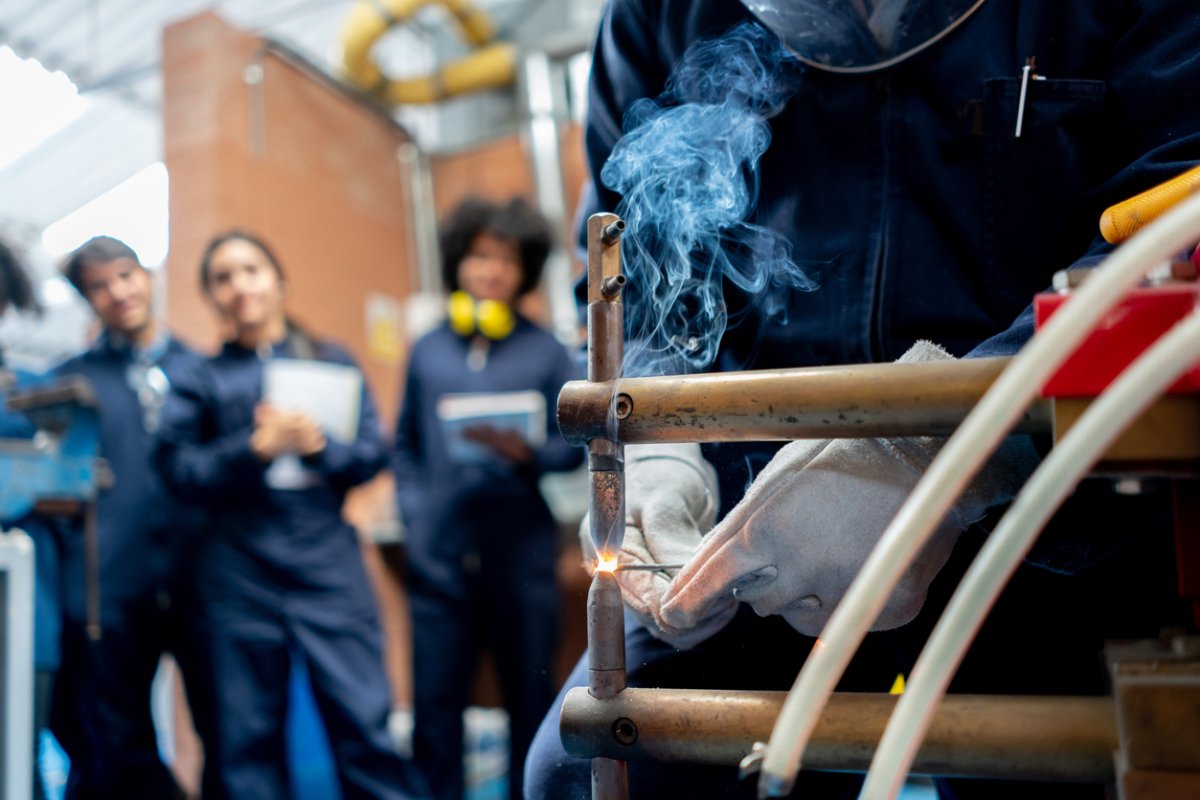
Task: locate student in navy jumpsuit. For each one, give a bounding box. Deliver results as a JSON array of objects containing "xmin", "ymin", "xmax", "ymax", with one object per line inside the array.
[
  {"xmin": 51, "ymin": 236, "xmax": 208, "ymax": 799},
  {"xmin": 393, "ymin": 198, "xmax": 583, "ymax": 800},
  {"xmin": 156, "ymin": 230, "xmax": 431, "ymax": 800},
  {"xmin": 526, "ymin": 2, "xmax": 1200, "ymax": 798}
]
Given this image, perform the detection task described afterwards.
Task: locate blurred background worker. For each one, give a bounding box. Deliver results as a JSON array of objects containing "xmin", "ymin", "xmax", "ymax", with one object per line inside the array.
[
  {"xmin": 50, "ymin": 236, "xmax": 209, "ymax": 799},
  {"xmin": 393, "ymin": 197, "xmax": 583, "ymax": 800},
  {"xmin": 527, "ymin": 1, "xmax": 1200, "ymax": 798},
  {"xmin": 0, "ymin": 238, "xmax": 60, "ymax": 800},
  {"xmin": 156, "ymin": 230, "xmax": 432, "ymax": 800}
]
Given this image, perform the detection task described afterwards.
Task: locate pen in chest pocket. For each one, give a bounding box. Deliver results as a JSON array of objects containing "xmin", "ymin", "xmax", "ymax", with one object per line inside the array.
[{"xmin": 1014, "ymin": 56, "xmax": 1047, "ymax": 138}]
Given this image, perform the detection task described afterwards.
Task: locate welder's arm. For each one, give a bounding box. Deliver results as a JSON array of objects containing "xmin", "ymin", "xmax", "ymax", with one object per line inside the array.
[
  {"xmin": 658, "ymin": 342, "xmax": 1038, "ymax": 643},
  {"xmin": 972, "ymin": 0, "xmax": 1200, "ymax": 359},
  {"xmin": 156, "ymin": 361, "xmax": 267, "ymax": 502},
  {"xmin": 579, "ymin": 442, "xmax": 737, "ymax": 649}
]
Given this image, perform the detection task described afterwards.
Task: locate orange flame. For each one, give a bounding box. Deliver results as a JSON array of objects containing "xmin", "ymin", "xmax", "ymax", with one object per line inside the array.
[{"xmin": 596, "ymin": 553, "xmax": 619, "ymax": 573}]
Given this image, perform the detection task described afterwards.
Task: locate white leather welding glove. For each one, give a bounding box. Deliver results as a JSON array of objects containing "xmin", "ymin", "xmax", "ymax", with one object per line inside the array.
[
  {"xmin": 579, "ymin": 443, "xmax": 736, "ymax": 649},
  {"xmin": 660, "ymin": 341, "xmax": 1039, "ymax": 640}
]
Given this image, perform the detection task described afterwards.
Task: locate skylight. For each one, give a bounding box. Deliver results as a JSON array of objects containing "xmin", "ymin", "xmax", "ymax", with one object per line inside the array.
[
  {"xmin": 0, "ymin": 45, "xmax": 88, "ymax": 172},
  {"xmin": 42, "ymin": 162, "xmax": 170, "ymax": 267}
]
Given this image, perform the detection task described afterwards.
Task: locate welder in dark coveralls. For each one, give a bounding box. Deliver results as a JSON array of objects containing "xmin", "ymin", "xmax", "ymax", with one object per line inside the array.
[
  {"xmin": 51, "ymin": 236, "xmax": 209, "ymax": 799},
  {"xmin": 526, "ymin": 1, "xmax": 1200, "ymax": 798},
  {"xmin": 156, "ymin": 230, "xmax": 432, "ymax": 800},
  {"xmin": 393, "ymin": 198, "xmax": 584, "ymax": 800}
]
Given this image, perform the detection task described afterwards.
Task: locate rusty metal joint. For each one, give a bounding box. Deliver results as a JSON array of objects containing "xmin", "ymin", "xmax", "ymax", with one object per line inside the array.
[
  {"xmin": 601, "ymin": 274, "xmax": 627, "ymax": 299},
  {"xmin": 600, "ymin": 219, "xmax": 626, "ymax": 245}
]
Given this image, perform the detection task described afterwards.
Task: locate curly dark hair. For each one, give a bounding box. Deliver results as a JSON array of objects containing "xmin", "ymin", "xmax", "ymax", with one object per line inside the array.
[
  {"xmin": 439, "ymin": 197, "xmax": 554, "ymax": 297},
  {"xmin": 0, "ymin": 238, "xmax": 40, "ymax": 315},
  {"xmin": 62, "ymin": 236, "xmax": 141, "ymax": 296}
]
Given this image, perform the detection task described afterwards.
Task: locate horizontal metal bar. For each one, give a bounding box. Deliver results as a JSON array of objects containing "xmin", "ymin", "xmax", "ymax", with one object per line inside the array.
[
  {"xmin": 560, "ymin": 687, "xmax": 1116, "ymax": 783},
  {"xmin": 557, "ymin": 358, "xmax": 1052, "ymax": 445}
]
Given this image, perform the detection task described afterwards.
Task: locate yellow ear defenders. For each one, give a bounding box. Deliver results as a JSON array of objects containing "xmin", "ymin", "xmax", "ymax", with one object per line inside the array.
[{"xmin": 447, "ymin": 290, "xmax": 515, "ymax": 340}]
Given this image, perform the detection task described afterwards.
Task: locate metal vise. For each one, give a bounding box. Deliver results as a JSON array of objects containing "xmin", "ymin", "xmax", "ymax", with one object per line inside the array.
[{"xmin": 2, "ymin": 373, "xmax": 107, "ymax": 641}]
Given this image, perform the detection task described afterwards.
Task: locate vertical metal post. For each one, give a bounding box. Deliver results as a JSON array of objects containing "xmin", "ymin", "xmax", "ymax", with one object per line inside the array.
[
  {"xmin": 585, "ymin": 212, "xmax": 629, "ymax": 800},
  {"xmin": 0, "ymin": 529, "xmax": 35, "ymax": 800},
  {"xmin": 520, "ymin": 49, "xmax": 580, "ymax": 347},
  {"xmin": 396, "ymin": 141, "xmax": 442, "ymax": 296}
]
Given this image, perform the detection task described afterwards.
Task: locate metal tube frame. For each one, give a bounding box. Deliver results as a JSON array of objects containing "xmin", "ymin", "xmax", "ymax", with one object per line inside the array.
[
  {"xmin": 561, "ymin": 688, "xmax": 1117, "ymax": 784},
  {"xmin": 559, "ymin": 360, "xmax": 1052, "ymax": 446},
  {"xmin": 583, "ymin": 213, "xmax": 629, "ymax": 800},
  {"xmin": 568, "ymin": 214, "xmax": 1099, "ymax": 798}
]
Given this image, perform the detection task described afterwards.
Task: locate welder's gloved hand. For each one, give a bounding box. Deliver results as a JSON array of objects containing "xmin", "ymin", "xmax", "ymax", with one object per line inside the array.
[
  {"xmin": 660, "ymin": 341, "xmax": 1039, "ymax": 640},
  {"xmin": 579, "ymin": 443, "xmax": 734, "ymax": 649}
]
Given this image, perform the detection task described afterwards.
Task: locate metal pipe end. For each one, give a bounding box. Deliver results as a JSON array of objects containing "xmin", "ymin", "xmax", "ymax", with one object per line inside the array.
[
  {"xmin": 601, "ymin": 274, "xmax": 627, "ymax": 299},
  {"xmin": 612, "ymin": 391, "xmax": 633, "ymax": 419},
  {"xmin": 587, "ymin": 570, "xmax": 626, "ymax": 692},
  {"xmin": 600, "ymin": 219, "xmax": 626, "ymax": 245}
]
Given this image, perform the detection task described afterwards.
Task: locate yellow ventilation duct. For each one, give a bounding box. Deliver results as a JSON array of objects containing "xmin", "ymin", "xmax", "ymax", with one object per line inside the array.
[{"xmin": 340, "ymin": 0, "xmax": 517, "ymax": 105}]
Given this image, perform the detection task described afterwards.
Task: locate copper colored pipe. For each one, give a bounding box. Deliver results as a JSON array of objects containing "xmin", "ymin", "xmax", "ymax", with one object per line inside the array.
[
  {"xmin": 584, "ymin": 211, "xmax": 629, "ymax": 800},
  {"xmin": 557, "ymin": 358, "xmax": 1053, "ymax": 446},
  {"xmin": 560, "ymin": 687, "xmax": 1116, "ymax": 784}
]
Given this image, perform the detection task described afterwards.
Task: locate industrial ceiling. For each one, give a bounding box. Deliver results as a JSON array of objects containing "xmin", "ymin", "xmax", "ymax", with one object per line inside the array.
[{"xmin": 0, "ymin": 0, "xmax": 593, "ymax": 237}]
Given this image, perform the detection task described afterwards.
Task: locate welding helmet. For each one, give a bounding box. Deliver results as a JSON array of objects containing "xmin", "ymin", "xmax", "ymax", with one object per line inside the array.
[{"xmin": 740, "ymin": 0, "xmax": 987, "ymax": 73}]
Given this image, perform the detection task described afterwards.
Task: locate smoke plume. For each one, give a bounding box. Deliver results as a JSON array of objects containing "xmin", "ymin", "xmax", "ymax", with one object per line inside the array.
[{"xmin": 602, "ymin": 22, "xmax": 817, "ymax": 376}]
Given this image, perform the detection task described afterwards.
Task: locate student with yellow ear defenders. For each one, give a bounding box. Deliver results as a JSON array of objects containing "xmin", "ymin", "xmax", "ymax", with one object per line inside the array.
[{"xmin": 392, "ymin": 197, "xmax": 583, "ymax": 800}]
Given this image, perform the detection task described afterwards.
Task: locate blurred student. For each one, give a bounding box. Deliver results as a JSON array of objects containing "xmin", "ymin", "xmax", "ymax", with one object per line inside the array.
[
  {"xmin": 156, "ymin": 230, "xmax": 432, "ymax": 799},
  {"xmin": 52, "ymin": 236, "xmax": 209, "ymax": 798},
  {"xmin": 393, "ymin": 198, "xmax": 583, "ymax": 800}
]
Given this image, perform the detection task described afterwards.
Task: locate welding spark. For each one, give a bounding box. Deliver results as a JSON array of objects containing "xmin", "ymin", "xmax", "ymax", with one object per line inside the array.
[{"xmin": 596, "ymin": 554, "xmax": 620, "ymax": 573}]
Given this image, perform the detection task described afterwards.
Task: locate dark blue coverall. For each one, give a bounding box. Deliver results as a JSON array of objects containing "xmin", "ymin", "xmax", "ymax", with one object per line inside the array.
[
  {"xmin": 156, "ymin": 331, "xmax": 431, "ymax": 800},
  {"xmin": 526, "ymin": 1, "xmax": 1200, "ymax": 798},
  {"xmin": 393, "ymin": 317, "xmax": 583, "ymax": 800},
  {"xmin": 49, "ymin": 333, "xmax": 208, "ymax": 799}
]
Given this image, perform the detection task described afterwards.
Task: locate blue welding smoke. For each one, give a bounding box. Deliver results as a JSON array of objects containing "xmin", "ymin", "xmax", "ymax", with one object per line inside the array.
[{"xmin": 602, "ymin": 22, "xmax": 817, "ymax": 376}]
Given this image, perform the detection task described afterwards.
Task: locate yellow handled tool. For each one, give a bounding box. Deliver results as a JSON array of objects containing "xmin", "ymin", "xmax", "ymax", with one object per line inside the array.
[{"xmin": 1100, "ymin": 164, "xmax": 1200, "ymax": 244}]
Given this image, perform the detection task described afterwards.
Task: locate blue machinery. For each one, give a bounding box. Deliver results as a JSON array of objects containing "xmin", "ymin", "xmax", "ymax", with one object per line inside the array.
[
  {"xmin": 1, "ymin": 377, "xmax": 104, "ymax": 522},
  {"xmin": 0, "ymin": 376, "xmax": 104, "ymax": 800}
]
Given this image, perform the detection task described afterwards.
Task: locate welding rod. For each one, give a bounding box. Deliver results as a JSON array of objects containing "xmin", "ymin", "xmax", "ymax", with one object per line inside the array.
[{"xmin": 557, "ymin": 358, "xmax": 1052, "ymax": 446}]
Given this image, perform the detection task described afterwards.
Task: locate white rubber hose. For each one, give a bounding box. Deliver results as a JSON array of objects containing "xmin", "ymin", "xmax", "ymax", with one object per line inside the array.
[
  {"xmin": 759, "ymin": 192, "xmax": 1200, "ymax": 798},
  {"xmin": 862, "ymin": 307, "xmax": 1200, "ymax": 800}
]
